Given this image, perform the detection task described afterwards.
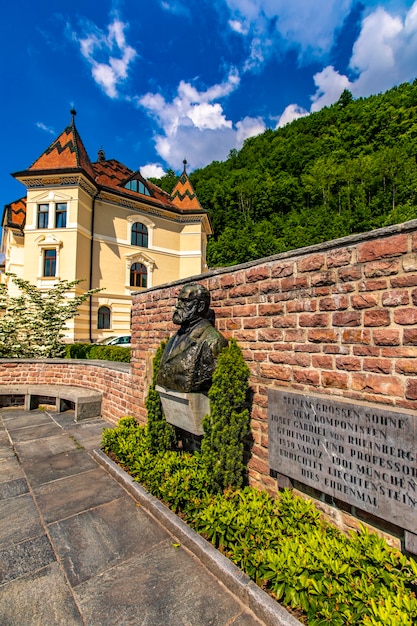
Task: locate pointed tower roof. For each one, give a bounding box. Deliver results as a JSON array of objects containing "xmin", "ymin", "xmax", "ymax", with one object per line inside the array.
[
  {"xmin": 24, "ymin": 110, "xmax": 96, "ymax": 180},
  {"xmin": 2, "ymin": 197, "xmax": 26, "ymax": 230},
  {"xmin": 170, "ymin": 159, "xmax": 202, "ymax": 211}
]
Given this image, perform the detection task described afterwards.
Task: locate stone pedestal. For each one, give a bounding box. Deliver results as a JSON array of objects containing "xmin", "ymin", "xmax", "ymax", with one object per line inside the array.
[{"xmin": 156, "ymin": 385, "xmax": 209, "ymax": 436}]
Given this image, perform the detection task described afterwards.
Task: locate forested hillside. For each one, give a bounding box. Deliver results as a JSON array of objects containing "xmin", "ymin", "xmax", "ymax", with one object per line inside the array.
[{"xmin": 152, "ymin": 81, "xmax": 417, "ymax": 267}]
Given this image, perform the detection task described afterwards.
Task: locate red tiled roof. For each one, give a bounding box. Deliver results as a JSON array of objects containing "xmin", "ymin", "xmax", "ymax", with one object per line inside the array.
[
  {"xmin": 91, "ymin": 160, "xmax": 192, "ymax": 209},
  {"xmin": 27, "ymin": 112, "xmax": 96, "ymax": 180},
  {"xmin": 12, "ymin": 113, "xmax": 206, "ymax": 216},
  {"xmin": 92, "ymin": 158, "xmax": 133, "ymax": 187},
  {"xmin": 170, "ymin": 167, "xmax": 202, "ymax": 211},
  {"xmin": 3, "ymin": 197, "xmax": 26, "ymax": 229}
]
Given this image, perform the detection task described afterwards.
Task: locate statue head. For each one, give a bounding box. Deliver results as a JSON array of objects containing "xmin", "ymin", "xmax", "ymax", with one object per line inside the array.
[{"xmin": 172, "ymin": 283, "xmax": 210, "ymax": 327}]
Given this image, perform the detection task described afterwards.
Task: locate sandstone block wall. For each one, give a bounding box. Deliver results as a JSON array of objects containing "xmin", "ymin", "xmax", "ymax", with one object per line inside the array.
[{"xmin": 131, "ymin": 221, "xmax": 417, "ymax": 493}]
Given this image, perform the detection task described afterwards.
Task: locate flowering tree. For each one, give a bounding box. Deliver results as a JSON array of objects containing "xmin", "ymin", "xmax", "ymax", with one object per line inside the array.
[{"xmin": 0, "ymin": 273, "xmax": 100, "ymax": 358}]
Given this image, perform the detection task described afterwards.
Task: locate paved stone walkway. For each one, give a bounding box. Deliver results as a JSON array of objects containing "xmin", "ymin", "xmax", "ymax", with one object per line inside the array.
[{"xmin": 0, "ymin": 407, "xmax": 266, "ymax": 626}]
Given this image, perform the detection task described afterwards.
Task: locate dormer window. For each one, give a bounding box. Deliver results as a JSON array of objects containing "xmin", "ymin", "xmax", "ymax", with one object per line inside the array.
[{"xmin": 124, "ymin": 179, "xmax": 151, "ymax": 196}]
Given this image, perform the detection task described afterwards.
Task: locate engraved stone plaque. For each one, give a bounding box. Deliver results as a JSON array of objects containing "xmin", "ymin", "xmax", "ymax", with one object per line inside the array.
[
  {"xmin": 268, "ymin": 389, "xmax": 417, "ymax": 533},
  {"xmin": 156, "ymin": 385, "xmax": 209, "ymax": 436}
]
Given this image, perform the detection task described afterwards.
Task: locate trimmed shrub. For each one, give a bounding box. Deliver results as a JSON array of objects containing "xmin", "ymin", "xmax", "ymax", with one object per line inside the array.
[
  {"xmin": 201, "ymin": 338, "xmax": 251, "ymax": 492},
  {"xmin": 102, "ymin": 417, "xmax": 417, "ymax": 626},
  {"xmin": 145, "ymin": 340, "xmax": 175, "ymax": 453},
  {"xmin": 65, "ymin": 343, "xmax": 130, "ymax": 362}
]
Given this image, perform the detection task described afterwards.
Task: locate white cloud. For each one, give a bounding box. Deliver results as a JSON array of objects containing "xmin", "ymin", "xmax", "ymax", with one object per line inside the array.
[
  {"xmin": 349, "ymin": 4, "xmax": 417, "ymax": 97},
  {"xmin": 224, "ymin": 0, "xmax": 355, "ymax": 69},
  {"xmin": 36, "ymin": 122, "xmax": 55, "ymax": 135},
  {"xmin": 277, "ymin": 104, "xmax": 309, "ymax": 128},
  {"xmin": 236, "ymin": 116, "xmax": 266, "ymax": 144},
  {"xmin": 140, "ymin": 163, "xmax": 166, "ymax": 178},
  {"xmin": 229, "ymin": 19, "xmax": 249, "ymax": 34},
  {"xmin": 73, "ymin": 17, "xmax": 137, "ymax": 99},
  {"xmin": 160, "ymin": 1, "xmax": 190, "ymax": 17},
  {"xmin": 310, "ymin": 66, "xmax": 351, "ymax": 112},
  {"xmin": 276, "ymin": 2, "xmax": 417, "ymax": 124},
  {"xmin": 139, "ymin": 71, "xmax": 265, "ymax": 169}
]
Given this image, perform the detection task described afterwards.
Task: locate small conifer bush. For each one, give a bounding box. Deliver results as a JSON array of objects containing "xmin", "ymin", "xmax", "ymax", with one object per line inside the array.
[
  {"xmin": 200, "ymin": 338, "xmax": 251, "ymax": 493},
  {"xmin": 145, "ymin": 340, "xmax": 175, "ymax": 453}
]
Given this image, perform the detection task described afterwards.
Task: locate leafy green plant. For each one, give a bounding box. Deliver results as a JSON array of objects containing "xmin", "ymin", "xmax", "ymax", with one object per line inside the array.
[
  {"xmin": 89, "ymin": 344, "xmax": 131, "ymax": 362},
  {"xmin": 102, "ymin": 416, "xmax": 417, "ymax": 626},
  {"xmin": 65, "ymin": 343, "xmax": 131, "ymax": 362},
  {"xmin": 0, "ymin": 274, "xmax": 100, "ymax": 358},
  {"xmin": 200, "ymin": 338, "xmax": 251, "ymax": 492},
  {"xmin": 145, "ymin": 340, "xmax": 175, "ymax": 453}
]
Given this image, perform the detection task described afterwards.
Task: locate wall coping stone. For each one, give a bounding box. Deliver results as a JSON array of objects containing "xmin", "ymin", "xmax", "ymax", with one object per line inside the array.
[
  {"xmin": 0, "ymin": 358, "xmax": 131, "ymax": 374},
  {"xmin": 133, "ymin": 219, "xmax": 417, "ymax": 294}
]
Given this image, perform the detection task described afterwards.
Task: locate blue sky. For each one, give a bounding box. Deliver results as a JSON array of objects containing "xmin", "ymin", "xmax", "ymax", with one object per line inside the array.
[{"xmin": 2, "ymin": 0, "xmax": 417, "ymax": 208}]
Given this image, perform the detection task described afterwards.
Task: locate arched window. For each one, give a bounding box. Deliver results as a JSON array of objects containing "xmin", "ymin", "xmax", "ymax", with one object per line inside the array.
[
  {"xmin": 131, "ymin": 222, "xmax": 148, "ymax": 247},
  {"xmin": 130, "ymin": 263, "xmax": 147, "ymax": 288},
  {"xmin": 98, "ymin": 305, "xmax": 111, "ymax": 329}
]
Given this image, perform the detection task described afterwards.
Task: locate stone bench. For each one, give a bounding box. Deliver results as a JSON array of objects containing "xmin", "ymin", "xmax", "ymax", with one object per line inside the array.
[{"xmin": 0, "ymin": 384, "xmax": 102, "ymax": 422}]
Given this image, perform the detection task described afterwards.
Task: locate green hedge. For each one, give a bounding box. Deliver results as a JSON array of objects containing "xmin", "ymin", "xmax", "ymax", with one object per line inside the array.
[
  {"xmin": 102, "ymin": 417, "xmax": 417, "ymax": 626},
  {"xmin": 65, "ymin": 343, "xmax": 131, "ymax": 362}
]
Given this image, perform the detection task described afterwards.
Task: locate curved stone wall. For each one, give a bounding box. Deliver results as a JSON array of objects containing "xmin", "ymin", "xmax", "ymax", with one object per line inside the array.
[{"xmin": 0, "ymin": 359, "xmax": 134, "ymax": 424}]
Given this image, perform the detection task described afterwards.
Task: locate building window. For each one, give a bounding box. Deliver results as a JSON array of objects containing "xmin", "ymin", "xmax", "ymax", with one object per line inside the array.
[
  {"xmin": 38, "ymin": 204, "xmax": 49, "ymax": 229},
  {"xmin": 124, "ymin": 179, "xmax": 151, "ymax": 196},
  {"xmin": 131, "ymin": 222, "xmax": 148, "ymax": 247},
  {"xmin": 130, "ymin": 262, "xmax": 147, "ymax": 288},
  {"xmin": 55, "ymin": 203, "xmax": 67, "ymax": 228},
  {"xmin": 43, "ymin": 249, "xmax": 56, "ymax": 277},
  {"xmin": 98, "ymin": 306, "xmax": 111, "ymax": 330}
]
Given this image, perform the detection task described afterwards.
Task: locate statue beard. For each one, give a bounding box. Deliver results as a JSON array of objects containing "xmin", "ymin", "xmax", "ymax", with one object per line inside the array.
[{"xmin": 173, "ymin": 309, "xmax": 188, "ymax": 325}]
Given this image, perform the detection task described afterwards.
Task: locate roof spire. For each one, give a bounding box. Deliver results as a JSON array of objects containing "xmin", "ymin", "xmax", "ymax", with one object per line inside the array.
[
  {"xmin": 70, "ymin": 108, "xmax": 77, "ymax": 125},
  {"xmin": 182, "ymin": 158, "xmax": 188, "ymax": 175}
]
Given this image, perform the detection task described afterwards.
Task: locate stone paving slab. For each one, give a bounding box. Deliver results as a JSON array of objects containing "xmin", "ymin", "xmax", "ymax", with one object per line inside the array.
[
  {"xmin": 75, "ymin": 542, "xmax": 255, "ymax": 626},
  {"xmin": 60, "ymin": 419, "xmax": 111, "ymax": 450},
  {"xmin": 0, "ymin": 455, "xmax": 24, "ymax": 484},
  {"xmin": 0, "ymin": 494, "xmax": 44, "ymax": 548},
  {"xmin": 0, "ymin": 534, "xmax": 55, "ymax": 584},
  {"xmin": 0, "ymin": 562, "xmax": 84, "ymax": 626},
  {"xmin": 33, "ymin": 467, "xmax": 127, "ymax": 524},
  {"xmin": 48, "ymin": 495, "xmax": 170, "ymax": 587},
  {"xmin": 13, "ymin": 433, "xmax": 79, "ymax": 460},
  {"xmin": 0, "ymin": 477, "xmax": 28, "ymax": 499},
  {"xmin": 9, "ymin": 421, "xmax": 62, "ymax": 443},
  {"xmin": 22, "ymin": 448, "xmax": 97, "ymax": 488},
  {"xmin": 0, "ymin": 407, "xmax": 292, "ymax": 626},
  {"xmin": 0, "ymin": 430, "xmax": 11, "ymax": 448},
  {"xmin": 1, "ymin": 410, "xmax": 52, "ymax": 430}
]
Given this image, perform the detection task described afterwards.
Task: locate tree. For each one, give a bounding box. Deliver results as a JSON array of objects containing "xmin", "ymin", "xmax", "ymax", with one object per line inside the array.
[
  {"xmin": 337, "ymin": 89, "xmax": 353, "ymax": 108},
  {"xmin": 201, "ymin": 339, "xmax": 251, "ymax": 493},
  {"xmin": 189, "ymin": 80, "xmax": 417, "ymax": 267},
  {"xmin": 0, "ymin": 274, "xmax": 100, "ymax": 358},
  {"xmin": 148, "ymin": 169, "xmax": 178, "ymax": 194}
]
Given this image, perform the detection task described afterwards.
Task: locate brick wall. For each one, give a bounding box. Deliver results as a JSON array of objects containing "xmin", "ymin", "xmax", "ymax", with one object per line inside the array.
[
  {"xmin": 131, "ymin": 221, "xmax": 417, "ymax": 493},
  {"xmin": 0, "ymin": 359, "xmax": 133, "ymax": 424}
]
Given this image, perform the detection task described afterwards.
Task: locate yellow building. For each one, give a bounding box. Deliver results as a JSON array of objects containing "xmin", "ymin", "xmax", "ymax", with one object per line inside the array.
[{"xmin": 2, "ymin": 110, "xmax": 211, "ymax": 342}]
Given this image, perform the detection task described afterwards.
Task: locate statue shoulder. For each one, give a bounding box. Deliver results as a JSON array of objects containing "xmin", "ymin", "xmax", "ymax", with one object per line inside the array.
[{"xmin": 198, "ymin": 320, "xmax": 228, "ymax": 350}]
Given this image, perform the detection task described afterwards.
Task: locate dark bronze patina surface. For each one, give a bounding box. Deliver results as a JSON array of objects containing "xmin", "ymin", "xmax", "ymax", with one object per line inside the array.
[{"xmin": 157, "ymin": 284, "xmax": 228, "ymax": 393}]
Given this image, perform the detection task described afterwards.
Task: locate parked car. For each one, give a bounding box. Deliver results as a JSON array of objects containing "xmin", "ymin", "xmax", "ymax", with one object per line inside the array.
[{"xmin": 98, "ymin": 335, "xmax": 131, "ymax": 347}]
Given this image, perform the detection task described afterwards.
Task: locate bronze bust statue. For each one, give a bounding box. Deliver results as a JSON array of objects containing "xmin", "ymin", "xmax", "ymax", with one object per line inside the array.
[{"xmin": 156, "ymin": 283, "xmax": 228, "ymax": 393}]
